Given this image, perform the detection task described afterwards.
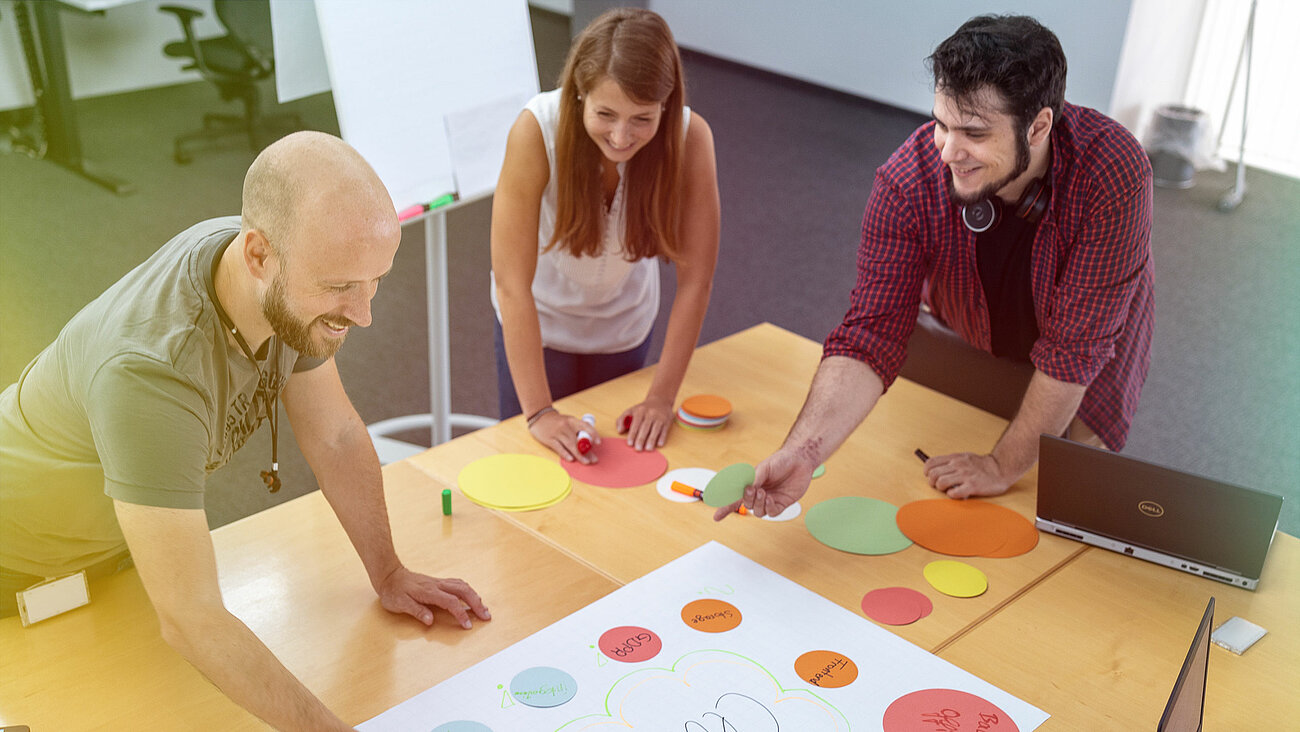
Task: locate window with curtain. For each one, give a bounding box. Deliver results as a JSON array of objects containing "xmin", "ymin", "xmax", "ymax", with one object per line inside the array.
[{"xmin": 1184, "ymin": 0, "xmax": 1300, "ymax": 180}]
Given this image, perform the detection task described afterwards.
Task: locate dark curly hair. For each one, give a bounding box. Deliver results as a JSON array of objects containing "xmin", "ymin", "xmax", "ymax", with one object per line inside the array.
[{"xmin": 927, "ymin": 15, "xmax": 1067, "ymax": 134}]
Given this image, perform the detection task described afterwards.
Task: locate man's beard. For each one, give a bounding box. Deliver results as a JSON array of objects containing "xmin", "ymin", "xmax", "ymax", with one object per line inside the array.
[
  {"xmin": 947, "ymin": 129, "xmax": 1032, "ymax": 206},
  {"xmin": 261, "ymin": 273, "xmax": 347, "ymax": 360}
]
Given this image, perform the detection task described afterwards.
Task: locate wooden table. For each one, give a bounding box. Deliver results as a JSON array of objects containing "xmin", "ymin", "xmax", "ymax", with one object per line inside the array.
[
  {"xmin": 0, "ymin": 460, "xmax": 619, "ymax": 729},
  {"xmin": 409, "ymin": 323, "xmax": 1085, "ymax": 652},
  {"xmin": 937, "ymin": 532, "xmax": 1300, "ymax": 729},
  {"xmin": 407, "ymin": 322, "xmax": 1297, "ymax": 726},
  {"xmin": 6, "ymin": 323, "xmax": 1291, "ymax": 729}
]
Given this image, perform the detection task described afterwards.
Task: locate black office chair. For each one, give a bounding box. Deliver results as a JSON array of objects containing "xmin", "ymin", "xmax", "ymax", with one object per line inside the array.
[{"xmin": 159, "ymin": 0, "xmax": 301, "ymax": 163}]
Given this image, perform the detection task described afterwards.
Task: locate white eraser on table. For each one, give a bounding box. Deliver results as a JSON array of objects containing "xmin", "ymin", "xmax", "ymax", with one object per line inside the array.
[
  {"xmin": 17, "ymin": 571, "xmax": 90, "ymax": 626},
  {"xmin": 1211, "ymin": 616, "xmax": 1267, "ymax": 655}
]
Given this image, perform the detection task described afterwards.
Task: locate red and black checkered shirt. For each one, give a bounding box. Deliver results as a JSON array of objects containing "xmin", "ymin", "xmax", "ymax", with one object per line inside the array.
[{"xmin": 824, "ymin": 102, "xmax": 1154, "ymax": 450}]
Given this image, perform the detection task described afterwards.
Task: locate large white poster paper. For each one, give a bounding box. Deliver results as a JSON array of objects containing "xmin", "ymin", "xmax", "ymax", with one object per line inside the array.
[
  {"xmin": 360, "ymin": 542, "xmax": 1048, "ymax": 731},
  {"xmin": 269, "ymin": 0, "xmax": 331, "ymax": 104},
  {"xmin": 313, "ymin": 0, "xmax": 538, "ymax": 211}
]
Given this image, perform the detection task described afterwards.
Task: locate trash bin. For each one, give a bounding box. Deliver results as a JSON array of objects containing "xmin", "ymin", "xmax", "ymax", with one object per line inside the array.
[{"xmin": 1145, "ymin": 105, "xmax": 1209, "ymax": 189}]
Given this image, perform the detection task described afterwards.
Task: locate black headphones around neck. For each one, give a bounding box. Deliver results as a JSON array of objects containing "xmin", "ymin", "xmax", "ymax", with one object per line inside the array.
[{"xmin": 960, "ymin": 177, "xmax": 1049, "ymax": 233}]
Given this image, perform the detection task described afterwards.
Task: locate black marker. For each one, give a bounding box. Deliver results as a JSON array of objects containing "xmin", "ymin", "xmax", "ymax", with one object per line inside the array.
[{"xmin": 914, "ymin": 448, "xmax": 930, "ymax": 463}]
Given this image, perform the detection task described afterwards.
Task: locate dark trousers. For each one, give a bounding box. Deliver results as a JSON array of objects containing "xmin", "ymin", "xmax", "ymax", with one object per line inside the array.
[{"xmin": 494, "ymin": 320, "xmax": 653, "ymax": 419}]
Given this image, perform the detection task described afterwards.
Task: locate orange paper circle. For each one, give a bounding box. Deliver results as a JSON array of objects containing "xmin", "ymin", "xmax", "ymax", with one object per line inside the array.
[
  {"xmin": 794, "ymin": 649, "xmax": 859, "ymax": 688},
  {"xmin": 681, "ymin": 394, "xmax": 732, "ymax": 419},
  {"xmin": 895, "ymin": 499, "xmax": 1036, "ymax": 557},
  {"xmin": 680, "ymin": 599, "xmax": 742, "ymax": 633}
]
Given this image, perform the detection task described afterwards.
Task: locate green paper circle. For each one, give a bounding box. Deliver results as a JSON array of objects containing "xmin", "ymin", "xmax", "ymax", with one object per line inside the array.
[
  {"xmin": 804, "ymin": 496, "xmax": 913, "ymax": 555},
  {"xmin": 703, "ymin": 463, "xmax": 755, "ymax": 507},
  {"xmin": 812, "ymin": 463, "xmax": 826, "ymax": 479}
]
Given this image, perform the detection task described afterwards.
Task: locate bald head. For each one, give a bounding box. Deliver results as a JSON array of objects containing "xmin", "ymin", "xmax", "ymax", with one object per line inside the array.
[{"xmin": 241, "ymin": 131, "xmax": 396, "ymax": 258}]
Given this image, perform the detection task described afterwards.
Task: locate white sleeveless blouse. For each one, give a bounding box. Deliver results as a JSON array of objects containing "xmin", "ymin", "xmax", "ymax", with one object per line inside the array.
[{"xmin": 490, "ymin": 88, "xmax": 690, "ymax": 353}]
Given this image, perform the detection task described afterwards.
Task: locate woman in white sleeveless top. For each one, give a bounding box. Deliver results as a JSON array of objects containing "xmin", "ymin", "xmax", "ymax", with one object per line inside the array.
[{"xmin": 491, "ymin": 8, "xmax": 720, "ymax": 463}]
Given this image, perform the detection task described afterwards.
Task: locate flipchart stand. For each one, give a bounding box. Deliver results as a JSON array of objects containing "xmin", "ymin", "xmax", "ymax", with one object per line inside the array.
[{"xmin": 366, "ymin": 194, "xmax": 497, "ymax": 463}]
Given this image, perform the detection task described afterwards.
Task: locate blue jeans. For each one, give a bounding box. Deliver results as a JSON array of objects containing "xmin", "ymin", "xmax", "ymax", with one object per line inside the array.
[{"xmin": 494, "ymin": 321, "xmax": 654, "ymax": 419}]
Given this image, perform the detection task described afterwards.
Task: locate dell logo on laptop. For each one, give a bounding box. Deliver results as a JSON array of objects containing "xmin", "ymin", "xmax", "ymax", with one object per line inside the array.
[{"xmin": 1139, "ymin": 500, "xmax": 1165, "ymax": 517}]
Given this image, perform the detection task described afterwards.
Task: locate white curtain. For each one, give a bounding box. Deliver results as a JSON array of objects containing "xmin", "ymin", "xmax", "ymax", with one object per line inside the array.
[{"xmin": 1184, "ymin": 0, "xmax": 1300, "ymax": 179}]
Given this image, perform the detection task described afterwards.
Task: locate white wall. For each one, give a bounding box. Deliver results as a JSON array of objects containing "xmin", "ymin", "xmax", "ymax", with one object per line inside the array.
[
  {"xmin": 0, "ymin": 0, "xmax": 222, "ymax": 112},
  {"xmin": 649, "ymin": 0, "xmax": 1133, "ymax": 118}
]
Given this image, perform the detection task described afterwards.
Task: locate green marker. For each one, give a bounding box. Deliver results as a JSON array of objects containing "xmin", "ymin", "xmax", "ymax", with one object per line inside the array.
[
  {"xmin": 427, "ymin": 192, "xmax": 457, "ymax": 210},
  {"xmin": 442, "ymin": 488, "xmax": 452, "ymax": 515}
]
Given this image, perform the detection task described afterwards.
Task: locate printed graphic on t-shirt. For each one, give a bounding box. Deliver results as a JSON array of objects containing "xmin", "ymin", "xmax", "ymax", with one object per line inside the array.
[{"xmin": 206, "ymin": 369, "xmax": 287, "ymax": 473}]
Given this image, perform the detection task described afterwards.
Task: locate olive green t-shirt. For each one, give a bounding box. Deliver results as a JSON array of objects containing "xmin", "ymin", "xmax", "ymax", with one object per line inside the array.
[{"xmin": 0, "ymin": 217, "xmax": 308, "ymax": 577}]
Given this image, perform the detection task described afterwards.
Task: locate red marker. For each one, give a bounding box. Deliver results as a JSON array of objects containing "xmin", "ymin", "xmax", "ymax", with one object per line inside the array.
[
  {"xmin": 622, "ymin": 414, "xmax": 632, "ymax": 432},
  {"xmin": 397, "ymin": 203, "xmax": 425, "ymax": 221},
  {"xmin": 577, "ymin": 413, "xmax": 596, "ymax": 454}
]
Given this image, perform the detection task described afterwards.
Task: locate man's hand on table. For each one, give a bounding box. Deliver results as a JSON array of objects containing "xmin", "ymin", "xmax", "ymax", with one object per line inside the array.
[
  {"xmin": 920, "ymin": 452, "xmax": 1013, "ymax": 499},
  {"xmin": 377, "ymin": 566, "xmax": 491, "ymax": 629}
]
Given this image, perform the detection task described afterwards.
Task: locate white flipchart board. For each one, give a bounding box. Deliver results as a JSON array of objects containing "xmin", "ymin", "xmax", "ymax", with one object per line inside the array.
[{"xmin": 312, "ymin": 0, "xmax": 540, "ymax": 210}]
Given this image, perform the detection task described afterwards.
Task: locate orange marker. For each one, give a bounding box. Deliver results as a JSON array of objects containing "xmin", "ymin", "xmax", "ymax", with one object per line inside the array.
[
  {"xmin": 672, "ymin": 481, "xmax": 749, "ymax": 514},
  {"xmin": 671, "ymin": 481, "xmax": 702, "ymax": 498}
]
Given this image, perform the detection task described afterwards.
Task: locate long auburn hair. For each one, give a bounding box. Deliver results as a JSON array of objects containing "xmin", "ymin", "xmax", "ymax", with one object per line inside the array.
[{"xmin": 550, "ymin": 8, "xmax": 685, "ymax": 262}]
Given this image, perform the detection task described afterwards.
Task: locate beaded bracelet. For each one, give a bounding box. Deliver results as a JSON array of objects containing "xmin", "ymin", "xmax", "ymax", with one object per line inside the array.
[{"xmin": 526, "ymin": 405, "xmax": 556, "ymax": 427}]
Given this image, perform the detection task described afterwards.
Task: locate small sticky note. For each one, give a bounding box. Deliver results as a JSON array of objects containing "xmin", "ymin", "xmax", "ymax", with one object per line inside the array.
[{"xmin": 1211, "ymin": 616, "xmax": 1267, "ymax": 655}]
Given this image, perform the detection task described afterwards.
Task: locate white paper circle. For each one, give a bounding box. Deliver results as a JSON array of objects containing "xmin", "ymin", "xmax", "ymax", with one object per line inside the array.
[
  {"xmin": 762, "ymin": 501, "xmax": 803, "ymax": 522},
  {"xmin": 656, "ymin": 467, "xmax": 718, "ymax": 503}
]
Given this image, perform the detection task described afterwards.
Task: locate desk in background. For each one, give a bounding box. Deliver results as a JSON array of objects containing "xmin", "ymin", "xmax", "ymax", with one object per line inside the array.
[{"xmin": 17, "ymin": 0, "xmax": 135, "ymax": 193}]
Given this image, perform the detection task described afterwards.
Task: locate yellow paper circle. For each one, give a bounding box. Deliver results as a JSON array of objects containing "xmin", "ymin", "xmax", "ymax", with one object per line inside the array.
[
  {"xmin": 922, "ymin": 560, "xmax": 988, "ymax": 598},
  {"xmin": 458, "ymin": 454, "xmax": 571, "ymax": 511}
]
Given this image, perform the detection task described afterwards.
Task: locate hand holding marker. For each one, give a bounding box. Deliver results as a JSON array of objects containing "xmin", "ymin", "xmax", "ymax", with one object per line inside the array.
[
  {"xmin": 671, "ymin": 481, "xmax": 749, "ymax": 515},
  {"xmin": 577, "ymin": 414, "xmax": 596, "ymax": 454}
]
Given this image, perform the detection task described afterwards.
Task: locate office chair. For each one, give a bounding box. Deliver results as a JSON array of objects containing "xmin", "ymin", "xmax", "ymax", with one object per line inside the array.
[{"xmin": 159, "ymin": 0, "xmax": 300, "ymax": 163}]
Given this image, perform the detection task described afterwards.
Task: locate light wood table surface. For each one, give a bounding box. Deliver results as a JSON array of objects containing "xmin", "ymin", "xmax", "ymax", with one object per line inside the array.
[
  {"xmin": 937, "ymin": 531, "xmax": 1299, "ymax": 729},
  {"xmin": 409, "ymin": 322, "xmax": 1085, "ymax": 652},
  {"xmin": 0, "ymin": 460, "xmax": 619, "ymax": 730}
]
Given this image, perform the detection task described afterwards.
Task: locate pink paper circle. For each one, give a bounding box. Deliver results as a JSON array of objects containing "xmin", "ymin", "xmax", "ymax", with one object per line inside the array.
[
  {"xmin": 563, "ymin": 440, "xmax": 668, "ymax": 488},
  {"xmin": 597, "ymin": 626, "xmax": 662, "ymax": 663},
  {"xmin": 861, "ymin": 587, "xmax": 933, "ymax": 626},
  {"xmin": 883, "ymin": 688, "xmax": 1019, "ymax": 731}
]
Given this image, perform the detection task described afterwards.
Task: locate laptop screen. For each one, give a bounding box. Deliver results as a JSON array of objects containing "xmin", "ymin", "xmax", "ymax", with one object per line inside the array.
[{"xmin": 1158, "ymin": 597, "xmax": 1214, "ymax": 731}]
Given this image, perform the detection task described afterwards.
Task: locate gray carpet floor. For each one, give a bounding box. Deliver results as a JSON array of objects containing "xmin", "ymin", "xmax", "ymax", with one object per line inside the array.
[{"xmin": 2, "ymin": 9, "xmax": 1296, "ymax": 535}]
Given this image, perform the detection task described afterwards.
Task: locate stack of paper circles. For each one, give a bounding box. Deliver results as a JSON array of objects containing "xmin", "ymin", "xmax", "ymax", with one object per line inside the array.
[
  {"xmin": 861, "ymin": 587, "xmax": 934, "ymax": 626},
  {"xmin": 895, "ymin": 499, "xmax": 1039, "ymax": 558},
  {"xmin": 457, "ymin": 454, "xmax": 571, "ymax": 511},
  {"xmin": 676, "ymin": 394, "xmax": 732, "ymax": 431}
]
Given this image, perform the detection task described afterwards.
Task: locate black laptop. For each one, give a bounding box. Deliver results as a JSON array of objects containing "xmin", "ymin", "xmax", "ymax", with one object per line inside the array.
[
  {"xmin": 1036, "ymin": 435, "xmax": 1283, "ymax": 590},
  {"xmin": 1158, "ymin": 597, "xmax": 1214, "ymax": 731}
]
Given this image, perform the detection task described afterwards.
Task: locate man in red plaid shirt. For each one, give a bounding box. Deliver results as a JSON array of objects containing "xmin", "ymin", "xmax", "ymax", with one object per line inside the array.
[{"xmin": 718, "ymin": 15, "xmax": 1153, "ymax": 519}]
